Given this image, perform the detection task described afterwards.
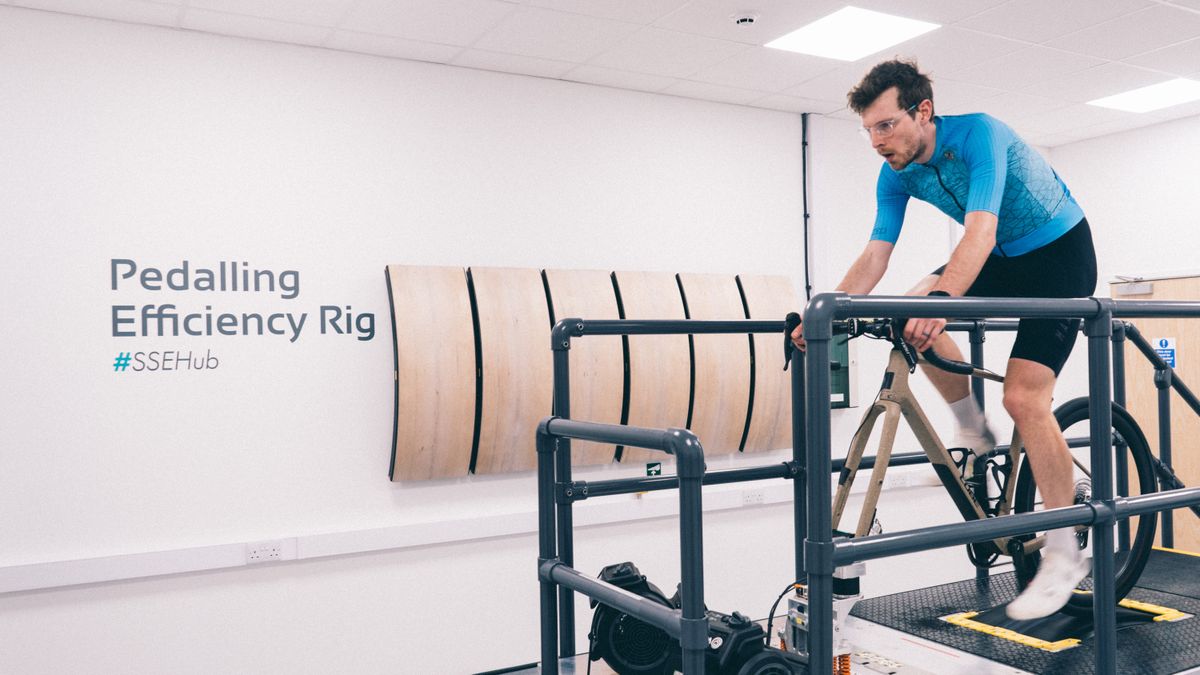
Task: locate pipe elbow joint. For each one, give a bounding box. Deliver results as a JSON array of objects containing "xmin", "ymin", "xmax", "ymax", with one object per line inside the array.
[
  {"xmin": 803, "ymin": 292, "xmax": 847, "ymax": 341},
  {"xmin": 665, "ymin": 428, "xmax": 706, "ymax": 479},
  {"xmin": 536, "ymin": 416, "xmax": 560, "ymax": 450},
  {"xmin": 551, "ymin": 318, "xmax": 584, "ymax": 350}
]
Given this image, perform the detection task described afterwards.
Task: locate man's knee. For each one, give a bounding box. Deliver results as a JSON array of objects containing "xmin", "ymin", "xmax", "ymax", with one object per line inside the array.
[{"xmin": 1002, "ymin": 383, "xmax": 1053, "ymax": 424}]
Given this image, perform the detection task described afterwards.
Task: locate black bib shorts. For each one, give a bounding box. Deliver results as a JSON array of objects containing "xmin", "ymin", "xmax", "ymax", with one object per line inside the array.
[{"xmin": 933, "ymin": 218, "xmax": 1097, "ymax": 376}]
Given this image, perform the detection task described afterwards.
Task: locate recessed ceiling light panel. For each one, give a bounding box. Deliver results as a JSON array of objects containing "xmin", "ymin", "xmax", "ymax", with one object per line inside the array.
[
  {"xmin": 765, "ymin": 6, "xmax": 939, "ymax": 62},
  {"xmin": 1087, "ymin": 78, "xmax": 1200, "ymax": 113}
]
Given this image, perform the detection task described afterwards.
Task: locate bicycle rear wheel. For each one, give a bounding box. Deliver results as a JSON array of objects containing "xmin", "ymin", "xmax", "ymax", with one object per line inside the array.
[{"xmin": 1011, "ymin": 398, "xmax": 1157, "ymax": 616}]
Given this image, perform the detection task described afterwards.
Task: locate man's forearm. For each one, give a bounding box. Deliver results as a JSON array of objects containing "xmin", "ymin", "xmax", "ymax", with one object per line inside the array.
[
  {"xmin": 933, "ymin": 212, "xmax": 997, "ymax": 295},
  {"xmin": 836, "ymin": 242, "xmax": 891, "ymax": 295}
]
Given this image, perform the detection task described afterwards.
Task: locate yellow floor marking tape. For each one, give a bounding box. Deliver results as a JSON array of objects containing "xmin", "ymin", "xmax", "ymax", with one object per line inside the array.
[
  {"xmin": 1117, "ymin": 598, "xmax": 1193, "ymax": 622},
  {"xmin": 1067, "ymin": 589, "xmax": 1193, "ymax": 621},
  {"xmin": 941, "ymin": 597, "xmax": 1192, "ymax": 650},
  {"xmin": 939, "ymin": 612, "xmax": 1081, "ymax": 652},
  {"xmin": 1154, "ymin": 545, "xmax": 1200, "ymax": 558}
]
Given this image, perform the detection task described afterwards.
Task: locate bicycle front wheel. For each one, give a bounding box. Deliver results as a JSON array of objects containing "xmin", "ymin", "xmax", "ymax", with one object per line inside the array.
[{"xmin": 1011, "ymin": 398, "xmax": 1157, "ymax": 616}]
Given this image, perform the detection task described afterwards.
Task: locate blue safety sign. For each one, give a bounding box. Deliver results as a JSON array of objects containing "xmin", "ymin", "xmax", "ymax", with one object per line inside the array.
[{"xmin": 1155, "ymin": 337, "xmax": 1177, "ymax": 368}]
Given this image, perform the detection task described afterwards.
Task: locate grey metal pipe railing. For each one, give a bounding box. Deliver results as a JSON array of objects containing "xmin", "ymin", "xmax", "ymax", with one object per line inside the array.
[
  {"xmin": 1125, "ymin": 322, "xmax": 1200, "ymax": 414},
  {"xmin": 565, "ymin": 463, "xmax": 794, "ymax": 500},
  {"xmin": 538, "ymin": 305, "xmax": 1199, "ymax": 673},
  {"xmin": 1121, "ymin": 322, "xmax": 1200, "ymax": 547},
  {"xmin": 834, "ymin": 487, "xmax": 1200, "ymax": 563},
  {"xmin": 802, "ymin": 293, "xmax": 1200, "ymax": 675},
  {"xmin": 1086, "ymin": 305, "xmax": 1118, "ymax": 670},
  {"xmin": 536, "ymin": 416, "xmax": 708, "ymax": 675},
  {"xmin": 541, "ymin": 561, "xmax": 682, "ymax": 634},
  {"xmin": 545, "ymin": 317, "xmax": 786, "ymax": 663},
  {"xmin": 1113, "ymin": 322, "xmax": 1131, "ymax": 550}
]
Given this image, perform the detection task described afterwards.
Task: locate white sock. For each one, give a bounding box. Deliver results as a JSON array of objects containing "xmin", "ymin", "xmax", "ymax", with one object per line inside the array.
[
  {"xmin": 948, "ymin": 394, "xmax": 986, "ymax": 435},
  {"xmin": 1045, "ymin": 527, "xmax": 1081, "ymax": 559}
]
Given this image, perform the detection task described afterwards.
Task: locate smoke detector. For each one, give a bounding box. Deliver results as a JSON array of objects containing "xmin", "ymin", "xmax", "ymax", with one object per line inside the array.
[{"xmin": 730, "ymin": 12, "xmax": 759, "ymax": 25}]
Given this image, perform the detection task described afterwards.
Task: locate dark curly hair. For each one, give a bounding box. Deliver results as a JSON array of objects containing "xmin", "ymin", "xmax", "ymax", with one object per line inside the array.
[{"xmin": 847, "ymin": 60, "xmax": 934, "ymax": 116}]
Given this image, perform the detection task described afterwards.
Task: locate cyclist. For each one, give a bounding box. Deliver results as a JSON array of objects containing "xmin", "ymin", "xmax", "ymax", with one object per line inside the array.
[{"xmin": 791, "ymin": 60, "xmax": 1096, "ymax": 620}]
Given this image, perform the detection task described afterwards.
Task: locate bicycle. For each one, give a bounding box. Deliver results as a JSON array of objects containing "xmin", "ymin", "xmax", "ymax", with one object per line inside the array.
[{"xmin": 828, "ymin": 317, "xmax": 1157, "ymax": 616}]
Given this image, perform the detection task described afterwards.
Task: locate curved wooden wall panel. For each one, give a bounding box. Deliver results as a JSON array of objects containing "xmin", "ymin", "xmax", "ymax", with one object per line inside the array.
[
  {"xmin": 471, "ymin": 267, "xmax": 554, "ymax": 474},
  {"xmin": 678, "ymin": 273, "xmax": 750, "ymax": 456},
  {"xmin": 615, "ymin": 271, "xmax": 691, "ymax": 465},
  {"xmin": 543, "ymin": 269, "xmax": 623, "ymax": 466},
  {"xmin": 739, "ymin": 274, "xmax": 803, "ymax": 453},
  {"xmin": 386, "ymin": 265, "xmax": 476, "ymax": 481}
]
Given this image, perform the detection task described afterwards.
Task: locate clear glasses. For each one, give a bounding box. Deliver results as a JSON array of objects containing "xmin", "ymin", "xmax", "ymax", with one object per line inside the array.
[{"xmin": 859, "ymin": 103, "xmax": 917, "ymax": 141}]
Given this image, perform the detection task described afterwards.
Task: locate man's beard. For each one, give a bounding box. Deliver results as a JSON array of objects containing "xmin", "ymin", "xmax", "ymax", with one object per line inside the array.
[{"xmin": 893, "ymin": 137, "xmax": 927, "ymax": 170}]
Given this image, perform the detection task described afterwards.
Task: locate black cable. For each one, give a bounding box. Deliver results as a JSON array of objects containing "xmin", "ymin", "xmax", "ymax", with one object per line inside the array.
[
  {"xmin": 801, "ymin": 112, "xmax": 812, "ymax": 301},
  {"xmin": 764, "ymin": 580, "xmax": 802, "ymax": 649},
  {"xmin": 586, "ymin": 607, "xmax": 601, "ymax": 675}
]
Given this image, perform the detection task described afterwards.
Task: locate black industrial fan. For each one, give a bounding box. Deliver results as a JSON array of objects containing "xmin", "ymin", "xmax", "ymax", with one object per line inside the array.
[
  {"xmin": 587, "ymin": 562, "xmax": 806, "ymax": 675},
  {"xmin": 588, "ymin": 562, "xmax": 679, "ymax": 675}
]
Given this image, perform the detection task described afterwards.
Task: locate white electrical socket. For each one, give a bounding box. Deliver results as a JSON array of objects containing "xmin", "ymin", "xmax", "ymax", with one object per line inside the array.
[
  {"xmin": 741, "ymin": 488, "xmax": 766, "ymax": 506},
  {"xmin": 246, "ymin": 541, "xmax": 283, "ymax": 563}
]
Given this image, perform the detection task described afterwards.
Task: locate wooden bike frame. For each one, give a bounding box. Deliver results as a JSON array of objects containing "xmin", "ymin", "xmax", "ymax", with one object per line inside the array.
[{"xmin": 831, "ymin": 349, "xmax": 1022, "ymax": 553}]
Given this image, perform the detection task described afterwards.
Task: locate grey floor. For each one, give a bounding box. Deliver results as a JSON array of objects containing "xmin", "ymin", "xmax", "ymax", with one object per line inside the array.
[{"xmin": 512, "ymin": 611, "xmax": 1033, "ymax": 674}]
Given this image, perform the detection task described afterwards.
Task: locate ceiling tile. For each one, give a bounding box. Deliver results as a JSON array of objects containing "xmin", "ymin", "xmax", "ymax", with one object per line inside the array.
[
  {"xmin": 1011, "ymin": 103, "xmax": 1133, "ymax": 135},
  {"xmin": 784, "ymin": 64, "xmax": 870, "ymax": 103},
  {"xmin": 325, "ymin": 30, "xmax": 463, "ymax": 63},
  {"xmin": 1124, "ymin": 37, "xmax": 1200, "ymax": 76},
  {"xmin": 927, "ymin": 78, "xmax": 1006, "ymax": 115},
  {"xmin": 653, "ymin": 0, "xmax": 846, "ymax": 45},
  {"xmin": 662, "ymin": 80, "xmax": 769, "ymax": 105},
  {"xmin": 824, "ymin": 107, "xmax": 859, "ymax": 121},
  {"xmin": 341, "ymin": 0, "xmax": 515, "ymax": 47},
  {"xmin": 749, "ymin": 93, "xmax": 845, "ymax": 114},
  {"xmin": 1077, "ymin": 116, "xmax": 1164, "ymax": 138},
  {"xmin": 891, "ymin": 27, "xmax": 1028, "ymax": 79},
  {"xmin": 525, "ymin": 0, "xmax": 690, "ymax": 24},
  {"xmin": 1045, "ymin": 5, "xmax": 1200, "ymax": 61},
  {"xmin": 561, "ymin": 64, "xmax": 678, "ymax": 92},
  {"xmin": 188, "ymin": 0, "xmax": 353, "ymax": 27},
  {"xmin": 1043, "ymin": 116, "xmax": 1164, "ymax": 146},
  {"xmin": 1021, "ymin": 62, "xmax": 1171, "ymax": 103},
  {"xmin": 587, "ymin": 27, "xmax": 749, "ymax": 78},
  {"xmin": 182, "ymin": 9, "xmax": 330, "ymax": 45},
  {"xmin": 472, "ymin": 5, "xmax": 640, "ymax": 61},
  {"xmin": 450, "ymin": 49, "xmax": 576, "ymax": 78},
  {"xmin": 955, "ymin": 0, "xmax": 1151, "ymax": 44},
  {"xmin": 687, "ymin": 47, "xmax": 841, "ymax": 93},
  {"xmin": 9, "ymin": 0, "xmax": 179, "ymax": 26},
  {"xmin": 1020, "ymin": 131, "xmax": 1064, "ymax": 147},
  {"xmin": 966, "ymin": 90, "xmax": 1067, "ymax": 124},
  {"xmin": 945, "ymin": 46, "xmax": 1104, "ymax": 90}
]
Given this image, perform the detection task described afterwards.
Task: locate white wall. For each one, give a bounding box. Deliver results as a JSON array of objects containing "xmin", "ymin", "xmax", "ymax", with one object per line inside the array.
[
  {"xmin": 0, "ymin": 8, "xmax": 831, "ymax": 674},
  {"xmin": 5, "ymin": 7, "xmax": 1150, "ymax": 674},
  {"xmin": 1049, "ymin": 114, "xmax": 1200, "ymax": 285},
  {"xmin": 1044, "ymin": 115, "xmax": 1200, "ymax": 407},
  {"xmin": 0, "ymin": 5, "xmax": 808, "ymax": 563}
]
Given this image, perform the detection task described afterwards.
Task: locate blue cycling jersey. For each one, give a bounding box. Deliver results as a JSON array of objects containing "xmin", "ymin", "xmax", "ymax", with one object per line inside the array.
[{"xmin": 870, "ymin": 113, "xmax": 1084, "ymax": 257}]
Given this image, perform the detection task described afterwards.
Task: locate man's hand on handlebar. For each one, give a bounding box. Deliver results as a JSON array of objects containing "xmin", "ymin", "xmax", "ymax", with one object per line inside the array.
[
  {"xmin": 903, "ymin": 316, "xmax": 946, "ymax": 352},
  {"xmin": 790, "ymin": 319, "xmax": 805, "ymax": 351}
]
